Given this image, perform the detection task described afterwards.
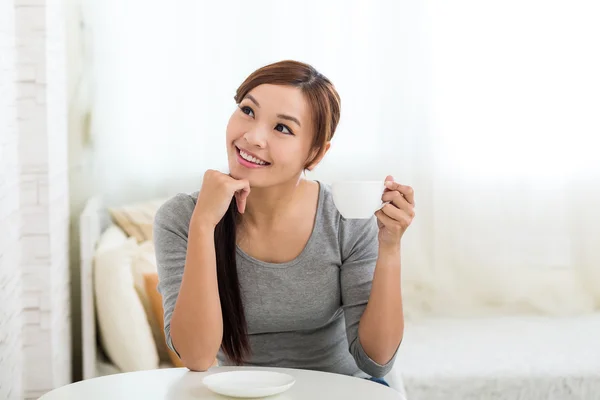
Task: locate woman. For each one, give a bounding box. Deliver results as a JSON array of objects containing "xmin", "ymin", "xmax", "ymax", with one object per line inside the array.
[{"xmin": 154, "ymin": 60, "xmax": 415, "ymax": 386}]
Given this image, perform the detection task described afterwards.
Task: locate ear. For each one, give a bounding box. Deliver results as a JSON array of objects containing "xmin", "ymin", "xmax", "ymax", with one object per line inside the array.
[{"xmin": 306, "ymin": 142, "xmax": 331, "ymax": 171}]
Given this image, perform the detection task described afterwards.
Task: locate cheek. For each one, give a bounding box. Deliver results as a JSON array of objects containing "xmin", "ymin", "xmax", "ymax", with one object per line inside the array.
[
  {"xmin": 273, "ymin": 142, "xmax": 312, "ymax": 169},
  {"xmin": 298, "ymin": 142, "xmax": 315, "ymax": 167},
  {"xmin": 226, "ymin": 115, "xmax": 245, "ymax": 142}
]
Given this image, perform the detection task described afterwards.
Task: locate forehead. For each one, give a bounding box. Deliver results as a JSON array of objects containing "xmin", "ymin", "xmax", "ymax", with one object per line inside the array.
[{"xmin": 246, "ymin": 84, "xmax": 311, "ymax": 123}]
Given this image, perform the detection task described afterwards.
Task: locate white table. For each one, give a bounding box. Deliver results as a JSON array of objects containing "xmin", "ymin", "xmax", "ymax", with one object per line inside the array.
[{"xmin": 39, "ymin": 367, "xmax": 403, "ymax": 399}]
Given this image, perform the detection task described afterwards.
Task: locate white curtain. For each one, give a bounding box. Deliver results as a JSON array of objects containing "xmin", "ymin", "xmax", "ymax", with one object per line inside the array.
[
  {"xmin": 414, "ymin": 0, "xmax": 600, "ymax": 317},
  {"xmin": 84, "ymin": 0, "xmax": 600, "ymax": 316}
]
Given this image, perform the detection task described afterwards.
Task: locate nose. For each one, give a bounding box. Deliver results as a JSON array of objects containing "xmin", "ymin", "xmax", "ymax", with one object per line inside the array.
[{"xmin": 243, "ymin": 126, "xmax": 268, "ymax": 148}]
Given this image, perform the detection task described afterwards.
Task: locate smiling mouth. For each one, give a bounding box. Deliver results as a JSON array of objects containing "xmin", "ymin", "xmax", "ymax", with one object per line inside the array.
[{"xmin": 235, "ymin": 146, "xmax": 271, "ymax": 166}]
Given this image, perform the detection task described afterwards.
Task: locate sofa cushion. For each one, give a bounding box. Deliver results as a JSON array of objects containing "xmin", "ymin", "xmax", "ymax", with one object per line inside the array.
[{"xmin": 94, "ymin": 233, "xmax": 159, "ymax": 372}]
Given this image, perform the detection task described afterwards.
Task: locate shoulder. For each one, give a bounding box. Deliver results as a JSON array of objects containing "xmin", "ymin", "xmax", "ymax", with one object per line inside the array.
[{"xmin": 153, "ymin": 191, "xmax": 199, "ymax": 234}]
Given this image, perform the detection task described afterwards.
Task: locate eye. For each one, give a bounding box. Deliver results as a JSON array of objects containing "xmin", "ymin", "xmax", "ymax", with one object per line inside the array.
[
  {"xmin": 275, "ymin": 124, "xmax": 293, "ymax": 135},
  {"xmin": 239, "ymin": 105, "xmax": 254, "ymax": 118}
]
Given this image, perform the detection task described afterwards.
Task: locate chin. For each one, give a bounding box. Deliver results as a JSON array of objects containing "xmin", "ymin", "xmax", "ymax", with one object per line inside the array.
[
  {"xmin": 227, "ymin": 162, "xmax": 261, "ymax": 185},
  {"xmin": 227, "ymin": 153, "xmax": 272, "ymax": 185}
]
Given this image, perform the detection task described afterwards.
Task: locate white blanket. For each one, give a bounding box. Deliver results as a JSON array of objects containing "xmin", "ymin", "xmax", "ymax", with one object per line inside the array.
[{"xmin": 396, "ymin": 314, "xmax": 600, "ymax": 400}]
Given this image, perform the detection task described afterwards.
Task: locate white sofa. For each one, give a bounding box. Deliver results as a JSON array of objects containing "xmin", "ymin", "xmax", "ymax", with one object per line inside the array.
[{"xmin": 395, "ymin": 314, "xmax": 600, "ymax": 400}]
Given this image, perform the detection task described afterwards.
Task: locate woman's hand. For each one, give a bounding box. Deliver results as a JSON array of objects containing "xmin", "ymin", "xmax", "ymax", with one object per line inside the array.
[
  {"xmin": 192, "ymin": 169, "xmax": 251, "ymax": 229},
  {"xmin": 375, "ymin": 175, "xmax": 415, "ymax": 250}
]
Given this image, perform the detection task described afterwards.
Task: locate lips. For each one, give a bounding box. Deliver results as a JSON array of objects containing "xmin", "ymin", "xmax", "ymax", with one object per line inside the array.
[{"xmin": 236, "ymin": 146, "xmax": 271, "ymax": 166}]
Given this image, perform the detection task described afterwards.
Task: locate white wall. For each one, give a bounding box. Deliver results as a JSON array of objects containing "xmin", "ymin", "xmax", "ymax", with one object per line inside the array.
[
  {"xmin": 0, "ymin": 0, "xmax": 71, "ymax": 398},
  {"xmin": 0, "ymin": 1, "xmax": 24, "ymax": 398},
  {"xmin": 45, "ymin": 0, "xmax": 72, "ymax": 390}
]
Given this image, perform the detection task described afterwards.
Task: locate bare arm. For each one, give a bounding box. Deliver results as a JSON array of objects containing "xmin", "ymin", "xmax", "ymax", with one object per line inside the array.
[
  {"xmin": 154, "ymin": 171, "xmax": 250, "ymax": 372},
  {"xmin": 357, "ymin": 247, "xmax": 403, "ymax": 365},
  {"xmin": 339, "ymin": 216, "xmax": 401, "ymax": 378},
  {"xmin": 169, "ymin": 222, "xmax": 222, "ymax": 371},
  {"xmin": 359, "ymin": 177, "xmax": 414, "ymax": 365}
]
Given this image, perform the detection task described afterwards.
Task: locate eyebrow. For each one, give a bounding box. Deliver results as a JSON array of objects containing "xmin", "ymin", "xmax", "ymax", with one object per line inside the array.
[
  {"xmin": 244, "ymin": 94, "xmax": 302, "ymax": 127},
  {"xmin": 276, "ymin": 114, "xmax": 301, "ymax": 127},
  {"xmin": 245, "ymin": 94, "xmax": 260, "ymax": 107}
]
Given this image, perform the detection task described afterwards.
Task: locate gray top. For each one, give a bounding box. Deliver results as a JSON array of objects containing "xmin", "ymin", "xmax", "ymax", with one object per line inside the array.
[{"xmin": 153, "ymin": 182, "xmax": 397, "ymax": 378}]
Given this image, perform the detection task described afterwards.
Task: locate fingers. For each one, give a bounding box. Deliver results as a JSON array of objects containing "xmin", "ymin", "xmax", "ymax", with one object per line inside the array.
[
  {"xmin": 226, "ymin": 177, "xmax": 250, "ymax": 214},
  {"xmin": 380, "ymin": 202, "xmax": 403, "ymax": 220},
  {"xmin": 375, "ymin": 208, "xmax": 397, "ymax": 229},
  {"xmin": 234, "ymin": 190, "xmax": 248, "ymax": 214},
  {"xmin": 382, "ymin": 175, "xmax": 395, "ymax": 194},
  {"xmin": 384, "ymin": 181, "xmax": 415, "ymax": 206},
  {"xmin": 230, "ymin": 178, "xmax": 250, "ymax": 192},
  {"xmin": 232, "ymin": 180, "xmax": 250, "ymax": 213},
  {"xmin": 381, "ymin": 190, "xmax": 413, "ymax": 215},
  {"xmin": 378, "ymin": 203, "xmax": 413, "ymax": 231},
  {"xmin": 377, "ymin": 177, "xmax": 415, "ymax": 237}
]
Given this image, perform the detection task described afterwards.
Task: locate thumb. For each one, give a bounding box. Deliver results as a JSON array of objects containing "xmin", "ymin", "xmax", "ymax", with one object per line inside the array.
[{"xmin": 383, "ymin": 175, "xmax": 394, "ymax": 192}]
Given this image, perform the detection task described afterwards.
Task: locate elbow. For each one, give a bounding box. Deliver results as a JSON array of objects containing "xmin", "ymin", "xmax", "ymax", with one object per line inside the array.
[
  {"xmin": 182, "ymin": 356, "xmax": 217, "ymax": 372},
  {"xmin": 170, "ymin": 335, "xmax": 219, "ymax": 372},
  {"xmin": 371, "ymin": 337, "xmax": 403, "ymax": 366},
  {"xmin": 353, "ymin": 336, "xmax": 401, "ymax": 378},
  {"xmin": 367, "ymin": 338, "xmax": 402, "ymax": 366},
  {"xmin": 370, "ymin": 354, "xmax": 394, "ymax": 368},
  {"xmin": 169, "ymin": 324, "xmax": 221, "ymax": 372}
]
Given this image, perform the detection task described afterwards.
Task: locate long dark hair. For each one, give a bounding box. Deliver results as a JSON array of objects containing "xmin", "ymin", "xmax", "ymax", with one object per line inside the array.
[{"xmin": 214, "ymin": 60, "xmax": 341, "ymax": 365}]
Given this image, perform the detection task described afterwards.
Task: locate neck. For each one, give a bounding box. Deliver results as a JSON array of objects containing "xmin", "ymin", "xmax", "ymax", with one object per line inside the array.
[{"xmin": 242, "ymin": 177, "xmax": 307, "ymax": 228}]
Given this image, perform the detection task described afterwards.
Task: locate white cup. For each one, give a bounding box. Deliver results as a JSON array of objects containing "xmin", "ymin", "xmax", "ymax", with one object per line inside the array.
[{"xmin": 331, "ymin": 180, "xmax": 385, "ymax": 219}]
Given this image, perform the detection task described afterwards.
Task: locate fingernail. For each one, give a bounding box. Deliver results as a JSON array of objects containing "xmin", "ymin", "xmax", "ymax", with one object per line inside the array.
[{"xmin": 385, "ymin": 181, "xmax": 393, "ymax": 187}]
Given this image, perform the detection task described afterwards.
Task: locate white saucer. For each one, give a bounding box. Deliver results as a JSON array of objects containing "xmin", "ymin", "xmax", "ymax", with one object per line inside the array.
[{"xmin": 202, "ymin": 370, "xmax": 296, "ymax": 398}]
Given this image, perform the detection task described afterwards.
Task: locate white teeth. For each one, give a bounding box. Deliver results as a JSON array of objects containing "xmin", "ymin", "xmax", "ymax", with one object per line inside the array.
[{"xmin": 240, "ymin": 149, "xmax": 267, "ymax": 165}]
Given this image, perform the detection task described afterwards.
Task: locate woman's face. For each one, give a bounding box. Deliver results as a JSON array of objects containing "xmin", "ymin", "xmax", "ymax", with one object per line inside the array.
[{"xmin": 226, "ymin": 84, "xmax": 319, "ymax": 187}]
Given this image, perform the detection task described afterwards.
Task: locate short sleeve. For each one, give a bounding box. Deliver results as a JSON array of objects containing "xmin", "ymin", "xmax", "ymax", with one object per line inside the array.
[
  {"xmin": 339, "ymin": 215, "xmax": 398, "ymax": 378},
  {"xmin": 153, "ymin": 193, "xmax": 196, "ymax": 355}
]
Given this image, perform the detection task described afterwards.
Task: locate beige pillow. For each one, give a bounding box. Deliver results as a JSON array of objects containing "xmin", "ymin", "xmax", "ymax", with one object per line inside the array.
[
  {"xmin": 131, "ymin": 241, "xmax": 171, "ymax": 363},
  {"xmin": 108, "ymin": 198, "xmax": 167, "ymax": 243},
  {"xmin": 95, "ymin": 225, "xmax": 128, "ymax": 253},
  {"xmin": 143, "ymin": 273, "xmax": 185, "ymax": 368},
  {"xmin": 94, "ymin": 235, "xmax": 159, "ymax": 372}
]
